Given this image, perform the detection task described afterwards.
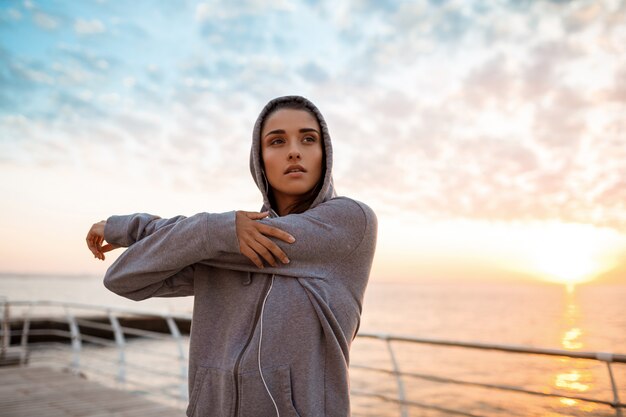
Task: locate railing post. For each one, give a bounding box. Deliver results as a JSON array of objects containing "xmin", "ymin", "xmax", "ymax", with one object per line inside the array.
[
  {"xmin": 1, "ymin": 298, "xmax": 9, "ymax": 357},
  {"xmin": 20, "ymin": 303, "xmax": 32, "ymax": 365},
  {"xmin": 64, "ymin": 307, "xmax": 82, "ymax": 374},
  {"xmin": 165, "ymin": 315, "xmax": 188, "ymax": 402},
  {"xmin": 384, "ymin": 337, "xmax": 409, "ymax": 417},
  {"xmin": 596, "ymin": 352, "xmax": 623, "ymax": 417},
  {"xmin": 606, "ymin": 362, "xmax": 622, "ymax": 417},
  {"xmin": 108, "ymin": 311, "xmax": 126, "ymax": 384}
]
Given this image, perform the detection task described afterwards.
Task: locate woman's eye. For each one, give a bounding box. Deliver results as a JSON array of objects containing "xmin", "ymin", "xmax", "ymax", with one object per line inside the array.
[
  {"xmin": 270, "ymin": 138, "xmax": 284, "ymax": 145},
  {"xmin": 303, "ymin": 136, "xmax": 317, "ymax": 143}
]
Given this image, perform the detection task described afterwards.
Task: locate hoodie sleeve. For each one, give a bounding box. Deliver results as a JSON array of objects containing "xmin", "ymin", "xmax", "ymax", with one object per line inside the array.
[
  {"xmin": 104, "ymin": 213, "xmax": 188, "ymax": 247},
  {"xmin": 103, "ymin": 211, "xmax": 238, "ymax": 300},
  {"xmin": 103, "ymin": 198, "xmax": 376, "ymax": 300}
]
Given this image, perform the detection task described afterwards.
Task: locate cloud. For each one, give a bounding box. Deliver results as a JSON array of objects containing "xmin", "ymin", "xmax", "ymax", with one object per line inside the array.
[
  {"xmin": 531, "ymin": 86, "xmax": 588, "ymax": 148},
  {"xmin": 461, "ymin": 53, "xmax": 516, "ymax": 108},
  {"xmin": 9, "ymin": 60, "xmax": 55, "ymax": 85},
  {"xmin": 195, "ymin": 2, "xmax": 211, "ymax": 21},
  {"xmin": 312, "ymin": 1, "xmax": 626, "ymax": 230},
  {"xmin": 74, "ymin": 18, "xmax": 106, "ymax": 35},
  {"xmin": 521, "ymin": 40, "xmax": 583, "ymax": 99},
  {"xmin": 2, "ymin": 0, "xmax": 625, "ymax": 233},
  {"xmin": 57, "ymin": 44, "xmax": 114, "ymax": 74},
  {"xmin": 33, "ymin": 11, "xmax": 60, "ymax": 30},
  {"xmin": 145, "ymin": 64, "xmax": 163, "ymax": 82},
  {"xmin": 51, "ymin": 90, "xmax": 106, "ymax": 117},
  {"xmin": 562, "ymin": 2, "xmax": 604, "ymax": 33},
  {"xmin": 298, "ymin": 62, "xmax": 329, "ymax": 83},
  {"xmin": 0, "ymin": 8, "xmax": 22, "ymax": 22},
  {"xmin": 195, "ymin": 0, "xmax": 295, "ymax": 21},
  {"xmin": 197, "ymin": 13, "xmax": 286, "ymax": 53}
]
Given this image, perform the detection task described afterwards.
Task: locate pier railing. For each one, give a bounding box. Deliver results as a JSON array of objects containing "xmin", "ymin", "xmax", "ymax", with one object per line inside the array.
[
  {"xmin": 0, "ymin": 299, "xmax": 191, "ymax": 407},
  {"xmin": 351, "ymin": 333, "xmax": 625, "ymax": 417},
  {"xmin": 1, "ymin": 299, "xmax": 624, "ymax": 416}
]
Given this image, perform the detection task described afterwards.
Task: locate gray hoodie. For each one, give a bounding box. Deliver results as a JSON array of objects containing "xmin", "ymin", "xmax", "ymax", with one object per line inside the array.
[{"xmin": 103, "ymin": 95, "xmax": 377, "ymax": 417}]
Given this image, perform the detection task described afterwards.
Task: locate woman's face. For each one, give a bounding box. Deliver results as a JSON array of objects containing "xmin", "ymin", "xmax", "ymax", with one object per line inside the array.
[{"xmin": 261, "ymin": 108, "xmax": 323, "ymax": 204}]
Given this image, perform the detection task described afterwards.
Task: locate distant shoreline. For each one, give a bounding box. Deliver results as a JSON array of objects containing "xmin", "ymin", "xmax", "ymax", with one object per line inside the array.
[
  {"xmin": 0, "ymin": 270, "xmax": 623, "ymax": 286},
  {"xmin": 0, "ymin": 271, "xmax": 102, "ymax": 280}
]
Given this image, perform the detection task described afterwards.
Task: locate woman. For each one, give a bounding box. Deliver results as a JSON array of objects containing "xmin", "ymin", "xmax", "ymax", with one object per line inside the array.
[{"xmin": 86, "ymin": 95, "xmax": 377, "ymax": 417}]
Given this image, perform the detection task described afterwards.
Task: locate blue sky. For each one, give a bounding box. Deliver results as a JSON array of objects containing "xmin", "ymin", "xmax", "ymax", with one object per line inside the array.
[{"xmin": 1, "ymin": 0, "xmax": 625, "ymax": 283}]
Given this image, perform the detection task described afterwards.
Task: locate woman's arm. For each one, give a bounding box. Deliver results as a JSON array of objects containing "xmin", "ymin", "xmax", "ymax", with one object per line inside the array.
[
  {"xmin": 103, "ymin": 211, "xmax": 235, "ymax": 300},
  {"xmin": 103, "ymin": 198, "xmax": 376, "ymax": 300},
  {"xmin": 87, "ymin": 214, "xmax": 189, "ymax": 261},
  {"xmin": 104, "ymin": 213, "xmax": 188, "ymax": 248}
]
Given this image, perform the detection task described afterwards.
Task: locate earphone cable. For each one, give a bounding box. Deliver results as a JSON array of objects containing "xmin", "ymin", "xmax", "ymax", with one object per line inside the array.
[{"xmin": 258, "ymin": 274, "xmax": 280, "ymax": 417}]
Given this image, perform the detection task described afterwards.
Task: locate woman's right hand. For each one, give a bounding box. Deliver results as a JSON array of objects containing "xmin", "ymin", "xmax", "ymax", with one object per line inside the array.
[
  {"xmin": 235, "ymin": 211, "xmax": 295, "ymax": 268},
  {"xmin": 86, "ymin": 220, "xmax": 121, "ymax": 261}
]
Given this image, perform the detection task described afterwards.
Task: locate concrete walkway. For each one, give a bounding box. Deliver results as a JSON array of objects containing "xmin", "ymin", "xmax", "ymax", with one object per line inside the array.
[{"xmin": 0, "ymin": 366, "xmax": 182, "ymax": 416}]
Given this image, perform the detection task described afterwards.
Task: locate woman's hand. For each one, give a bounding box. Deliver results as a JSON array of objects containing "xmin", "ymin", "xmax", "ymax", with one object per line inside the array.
[
  {"xmin": 86, "ymin": 220, "xmax": 121, "ymax": 261},
  {"xmin": 235, "ymin": 211, "xmax": 295, "ymax": 268}
]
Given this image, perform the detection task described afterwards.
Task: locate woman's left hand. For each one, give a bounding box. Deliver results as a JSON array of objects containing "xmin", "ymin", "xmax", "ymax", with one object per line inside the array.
[
  {"xmin": 86, "ymin": 220, "xmax": 121, "ymax": 261},
  {"xmin": 235, "ymin": 211, "xmax": 295, "ymax": 268}
]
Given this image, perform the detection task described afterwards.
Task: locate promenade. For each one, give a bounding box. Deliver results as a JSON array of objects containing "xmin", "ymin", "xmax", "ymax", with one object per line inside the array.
[{"xmin": 0, "ymin": 366, "xmax": 181, "ymax": 417}]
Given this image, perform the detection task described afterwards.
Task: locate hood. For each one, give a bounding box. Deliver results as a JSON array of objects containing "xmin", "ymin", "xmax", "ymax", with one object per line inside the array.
[{"xmin": 250, "ymin": 95, "xmax": 336, "ymax": 215}]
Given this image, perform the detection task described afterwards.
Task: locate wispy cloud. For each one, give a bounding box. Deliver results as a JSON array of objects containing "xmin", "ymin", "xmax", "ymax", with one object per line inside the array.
[
  {"xmin": 74, "ymin": 18, "xmax": 106, "ymax": 35},
  {"xmin": 33, "ymin": 11, "xmax": 59, "ymax": 30},
  {"xmin": 1, "ymin": 0, "xmax": 625, "ymax": 233}
]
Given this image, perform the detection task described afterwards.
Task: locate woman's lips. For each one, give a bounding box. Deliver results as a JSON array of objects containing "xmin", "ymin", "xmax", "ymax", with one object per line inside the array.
[
  {"xmin": 285, "ymin": 171, "xmax": 305, "ymax": 178},
  {"xmin": 284, "ymin": 164, "xmax": 306, "ymax": 175}
]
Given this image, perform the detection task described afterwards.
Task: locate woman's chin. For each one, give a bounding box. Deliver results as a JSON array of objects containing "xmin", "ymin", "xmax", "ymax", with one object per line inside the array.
[{"xmin": 275, "ymin": 184, "xmax": 317, "ymax": 198}]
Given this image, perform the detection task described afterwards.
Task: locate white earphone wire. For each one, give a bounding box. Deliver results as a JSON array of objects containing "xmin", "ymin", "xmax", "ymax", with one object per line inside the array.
[{"xmin": 258, "ymin": 274, "xmax": 280, "ymax": 417}]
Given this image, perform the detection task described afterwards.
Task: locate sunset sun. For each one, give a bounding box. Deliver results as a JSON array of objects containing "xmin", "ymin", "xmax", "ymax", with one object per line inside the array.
[
  {"xmin": 531, "ymin": 250, "xmax": 600, "ymax": 285},
  {"xmin": 521, "ymin": 223, "xmax": 619, "ymax": 286}
]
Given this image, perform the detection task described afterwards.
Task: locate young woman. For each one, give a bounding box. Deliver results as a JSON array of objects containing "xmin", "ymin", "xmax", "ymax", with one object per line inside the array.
[{"xmin": 86, "ymin": 95, "xmax": 377, "ymax": 417}]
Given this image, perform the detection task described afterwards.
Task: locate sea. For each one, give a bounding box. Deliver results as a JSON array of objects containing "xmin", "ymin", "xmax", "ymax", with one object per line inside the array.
[{"xmin": 1, "ymin": 274, "xmax": 625, "ymax": 417}]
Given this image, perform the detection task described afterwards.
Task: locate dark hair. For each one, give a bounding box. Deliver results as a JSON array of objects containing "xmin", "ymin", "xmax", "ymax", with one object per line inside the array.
[{"xmin": 260, "ymin": 101, "xmax": 326, "ymax": 215}]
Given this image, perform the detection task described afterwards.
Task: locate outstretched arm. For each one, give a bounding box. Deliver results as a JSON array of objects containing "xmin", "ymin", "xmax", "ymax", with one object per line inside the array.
[
  {"xmin": 104, "ymin": 213, "xmax": 188, "ymax": 248},
  {"xmin": 102, "ymin": 211, "xmax": 234, "ymax": 300},
  {"xmin": 94, "ymin": 211, "xmax": 292, "ymax": 266},
  {"xmin": 102, "ymin": 198, "xmax": 375, "ymax": 300},
  {"xmin": 86, "ymin": 214, "xmax": 188, "ymax": 261}
]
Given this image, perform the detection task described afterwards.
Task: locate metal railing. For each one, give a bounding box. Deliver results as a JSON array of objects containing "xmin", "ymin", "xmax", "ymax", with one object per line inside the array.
[
  {"xmin": 1, "ymin": 299, "xmax": 624, "ymax": 416},
  {"xmin": 0, "ymin": 299, "xmax": 191, "ymax": 407},
  {"xmin": 352, "ymin": 333, "xmax": 625, "ymax": 417}
]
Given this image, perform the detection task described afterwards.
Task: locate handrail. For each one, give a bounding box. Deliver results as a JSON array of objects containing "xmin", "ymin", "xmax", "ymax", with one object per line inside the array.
[
  {"xmin": 357, "ymin": 332, "xmax": 626, "ymax": 363},
  {"xmin": 1, "ymin": 299, "xmax": 624, "ymax": 416},
  {"xmin": 353, "ymin": 333, "xmax": 624, "ymax": 416},
  {"xmin": 3, "ymin": 299, "xmax": 191, "ymax": 320}
]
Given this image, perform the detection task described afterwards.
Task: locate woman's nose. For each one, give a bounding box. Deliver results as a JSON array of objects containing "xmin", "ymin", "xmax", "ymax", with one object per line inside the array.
[{"xmin": 288, "ymin": 146, "xmax": 301, "ymax": 160}]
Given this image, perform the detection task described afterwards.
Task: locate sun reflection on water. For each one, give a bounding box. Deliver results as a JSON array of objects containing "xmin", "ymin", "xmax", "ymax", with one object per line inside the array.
[
  {"xmin": 555, "ymin": 369, "xmax": 590, "ymax": 392},
  {"xmin": 552, "ymin": 285, "xmax": 596, "ymax": 412},
  {"xmin": 562, "ymin": 328, "xmax": 583, "ymax": 350}
]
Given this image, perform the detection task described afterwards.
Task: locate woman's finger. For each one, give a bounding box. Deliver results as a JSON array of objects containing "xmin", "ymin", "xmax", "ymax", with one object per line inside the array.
[
  {"xmin": 255, "ymin": 234, "xmax": 289, "ymax": 264},
  {"xmin": 86, "ymin": 232, "xmax": 95, "ymax": 247},
  {"xmin": 244, "ymin": 211, "xmax": 269, "ymax": 220},
  {"xmin": 257, "ymin": 223, "xmax": 295, "ymax": 243},
  {"xmin": 86, "ymin": 235, "xmax": 99, "ymax": 257},
  {"xmin": 240, "ymin": 245, "xmax": 264, "ymax": 268},
  {"xmin": 86, "ymin": 221, "xmax": 108, "ymax": 260},
  {"xmin": 100, "ymin": 243, "xmax": 119, "ymax": 253},
  {"xmin": 248, "ymin": 238, "xmax": 277, "ymax": 267}
]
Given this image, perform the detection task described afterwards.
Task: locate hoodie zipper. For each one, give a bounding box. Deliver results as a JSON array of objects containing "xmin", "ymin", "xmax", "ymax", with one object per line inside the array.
[{"xmin": 233, "ymin": 275, "xmax": 272, "ymax": 417}]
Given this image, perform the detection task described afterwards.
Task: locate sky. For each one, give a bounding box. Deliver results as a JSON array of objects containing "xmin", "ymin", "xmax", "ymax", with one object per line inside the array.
[{"xmin": 1, "ymin": 0, "xmax": 625, "ymax": 286}]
